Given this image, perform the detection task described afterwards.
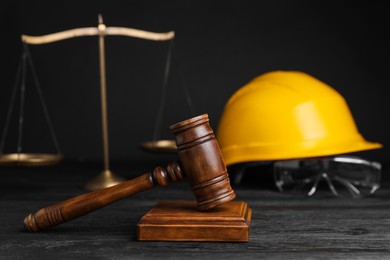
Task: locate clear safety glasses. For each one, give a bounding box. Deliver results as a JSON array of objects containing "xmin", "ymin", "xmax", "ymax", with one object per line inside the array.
[{"xmin": 273, "ymin": 156, "xmax": 381, "ymax": 198}]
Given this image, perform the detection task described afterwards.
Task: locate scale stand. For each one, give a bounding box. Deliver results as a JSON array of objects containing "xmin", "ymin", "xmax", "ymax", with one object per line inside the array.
[
  {"xmin": 0, "ymin": 43, "xmax": 63, "ymax": 167},
  {"xmin": 21, "ymin": 15, "xmax": 175, "ymax": 190}
]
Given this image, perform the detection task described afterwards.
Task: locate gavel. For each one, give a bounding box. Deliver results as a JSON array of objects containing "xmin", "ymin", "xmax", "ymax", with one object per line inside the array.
[{"xmin": 24, "ymin": 114, "xmax": 236, "ymax": 232}]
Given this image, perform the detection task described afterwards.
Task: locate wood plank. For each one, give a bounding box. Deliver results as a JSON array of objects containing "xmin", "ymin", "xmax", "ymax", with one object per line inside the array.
[{"xmin": 1, "ymin": 161, "xmax": 390, "ymax": 259}]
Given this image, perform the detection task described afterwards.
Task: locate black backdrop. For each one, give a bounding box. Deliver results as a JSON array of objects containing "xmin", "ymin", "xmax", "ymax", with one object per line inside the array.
[{"xmin": 0, "ymin": 1, "xmax": 388, "ymax": 165}]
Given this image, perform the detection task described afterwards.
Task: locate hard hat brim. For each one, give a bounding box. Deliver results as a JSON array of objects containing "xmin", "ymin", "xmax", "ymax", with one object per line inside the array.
[{"xmin": 222, "ymin": 139, "xmax": 383, "ymax": 166}]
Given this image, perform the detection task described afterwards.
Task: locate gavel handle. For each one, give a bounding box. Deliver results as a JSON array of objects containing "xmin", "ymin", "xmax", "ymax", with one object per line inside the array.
[{"xmin": 24, "ymin": 161, "xmax": 183, "ymax": 232}]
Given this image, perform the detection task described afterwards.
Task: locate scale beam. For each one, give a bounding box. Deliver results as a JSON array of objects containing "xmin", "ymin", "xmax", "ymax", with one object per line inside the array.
[{"xmin": 21, "ymin": 27, "xmax": 175, "ymax": 45}]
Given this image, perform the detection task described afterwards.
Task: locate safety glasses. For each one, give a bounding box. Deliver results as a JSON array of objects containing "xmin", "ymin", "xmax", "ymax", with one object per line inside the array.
[{"xmin": 273, "ymin": 156, "xmax": 381, "ymax": 198}]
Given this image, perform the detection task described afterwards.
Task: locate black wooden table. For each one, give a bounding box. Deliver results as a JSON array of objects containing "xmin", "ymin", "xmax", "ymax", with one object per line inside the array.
[{"xmin": 1, "ymin": 160, "xmax": 389, "ymax": 259}]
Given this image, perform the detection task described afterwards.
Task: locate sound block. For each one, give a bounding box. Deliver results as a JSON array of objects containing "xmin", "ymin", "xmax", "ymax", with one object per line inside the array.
[{"xmin": 137, "ymin": 200, "xmax": 251, "ymax": 242}]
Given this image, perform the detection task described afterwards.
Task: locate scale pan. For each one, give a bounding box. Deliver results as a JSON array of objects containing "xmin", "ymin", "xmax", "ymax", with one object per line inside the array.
[
  {"xmin": 139, "ymin": 140, "xmax": 177, "ymax": 153},
  {"xmin": 0, "ymin": 153, "xmax": 63, "ymax": 166}
]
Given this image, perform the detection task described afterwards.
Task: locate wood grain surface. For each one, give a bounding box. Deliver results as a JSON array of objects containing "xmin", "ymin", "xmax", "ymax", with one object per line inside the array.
[{"xmin": 1, "ymin": 161, "xmax": 389, "ymax": 259}]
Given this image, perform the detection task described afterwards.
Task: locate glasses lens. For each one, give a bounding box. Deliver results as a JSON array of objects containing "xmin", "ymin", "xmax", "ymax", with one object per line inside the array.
[{"xmin": 273, "ymin": 156, "xmax": 381, "ymax": 198}]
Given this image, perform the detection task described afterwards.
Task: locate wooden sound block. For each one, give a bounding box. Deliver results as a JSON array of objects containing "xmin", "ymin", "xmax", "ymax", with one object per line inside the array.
[{"xmin": 137, "ymin": 200, "xmax": 252, "ymax": 242}]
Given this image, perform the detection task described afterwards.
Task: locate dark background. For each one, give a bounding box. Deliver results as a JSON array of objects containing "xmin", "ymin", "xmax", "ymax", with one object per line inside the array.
[{"xmin": 0, "ymin": 0, "xmax": 388, "ymax": 166}]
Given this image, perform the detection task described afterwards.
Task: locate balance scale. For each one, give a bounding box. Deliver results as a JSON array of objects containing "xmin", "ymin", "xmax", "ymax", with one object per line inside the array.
[{"xmin": 0, "ymin": 15, "xmax": 195, "ymax": 190}]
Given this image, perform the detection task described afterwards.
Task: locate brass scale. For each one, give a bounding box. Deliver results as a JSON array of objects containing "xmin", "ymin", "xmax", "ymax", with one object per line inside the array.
[{"xmin": 0, "ymin": 15, "xmax": 195, "ymax": 190}]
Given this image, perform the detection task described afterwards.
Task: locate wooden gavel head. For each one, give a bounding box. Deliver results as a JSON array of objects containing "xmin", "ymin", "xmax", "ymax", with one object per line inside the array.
[{"xmin": 170, "ymin": 113, "xmax": 236, "ymax": 210}]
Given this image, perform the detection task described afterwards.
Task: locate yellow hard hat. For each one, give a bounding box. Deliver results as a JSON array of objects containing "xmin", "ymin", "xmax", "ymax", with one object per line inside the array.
[{"xmin": 217, "ymin": 70, "xmax": 382, "ymax": 166}]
